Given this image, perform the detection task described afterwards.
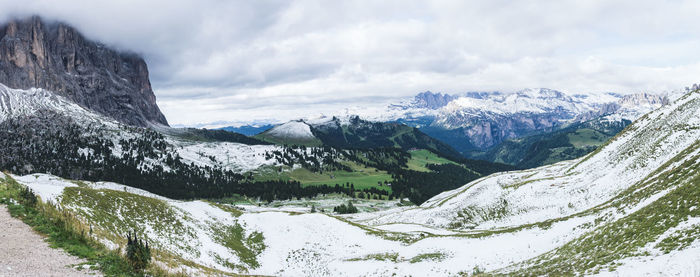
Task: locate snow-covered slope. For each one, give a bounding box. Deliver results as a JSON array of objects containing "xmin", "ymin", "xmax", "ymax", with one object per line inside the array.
[
  {"xmin": 0, "ymin": 83, "xmax": 120, "ymax": 127},
  {"xmin": 367, "ymin": 90, "xmax": 699, "ymax": 229},
  {"xmin": 265, "ymin": 120, "xmax": 315, "ymax": 140},
  {"xmin": 10, "ymin": 90, "xmax": 700, "ymax": 276},
  {"xmin": 0, "ymin": 83, "xmax": 282, "ymax": 174}
]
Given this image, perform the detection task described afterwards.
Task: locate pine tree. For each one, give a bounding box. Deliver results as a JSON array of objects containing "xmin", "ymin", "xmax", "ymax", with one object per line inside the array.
[{"xmin": 126, "ymin": 231, "xmax": 151, "ymax": 272}]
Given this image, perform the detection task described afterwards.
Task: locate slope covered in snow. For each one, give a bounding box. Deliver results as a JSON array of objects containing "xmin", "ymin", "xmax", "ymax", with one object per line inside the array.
[
  {"xmin": 0, "ymin": 82, "xmax": 283, "ymax": 175},
  {"xmin": 367, "ymin": 90, "xmax": 699, "ymax": 228},
  {"xmin": 0, "ymin": 83, "xmax": 120, "ymax": 127},
  {"xmin": 256, "ymin": 120, "xmax": 322, "ymax": 145},
  {"xmin": 266, "ymin": 121, "xmax": 314, "ymax": 139},
  {"xmin": 8, "ymin": 90, "xmax": 700, "ymax": 276}
]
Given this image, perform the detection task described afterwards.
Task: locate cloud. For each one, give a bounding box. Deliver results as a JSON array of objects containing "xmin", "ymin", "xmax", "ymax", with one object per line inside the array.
[{"xmin": 1, "ymin": 0, "xmax": 699, "ymax": 126}]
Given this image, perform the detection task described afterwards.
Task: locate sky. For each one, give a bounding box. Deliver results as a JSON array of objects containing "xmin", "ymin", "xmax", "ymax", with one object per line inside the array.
[{"xmin": 2, "ymin": 0, "xmax": 700, "ymax": 127}]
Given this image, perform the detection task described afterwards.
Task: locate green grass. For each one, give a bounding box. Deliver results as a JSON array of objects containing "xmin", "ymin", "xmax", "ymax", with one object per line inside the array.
[
  {"xmin": 346, "ymin": 252, "xmax": 400, "ymax": 262},
  {"xmin": 60, "ymin": 187, "xmax": 199, "ymax": 257},
  {"xmin": 209, "ymin": 223, "xmax": 266, "ymax": 272},
  {"xmin": 207, "ymin": 201, "xmax": 244, "ymax": 217},
  {"xmin": 566, "ymin": 128, "xmax": 608, "ymax": 148},
  {"xmin": 409, "ymin": 252, "xmax": 447, "ymax": 263},
  {"xmin": 0, "ymin": 175, "xmax": 141, "ymax": 276},
  {"xmin": 253, "ymin": 160, "xmax": 393, "ymax": 192},
  {"xmin": 346, "ymin": 251, "xmax": 447, "ymax": 264},
  {"xmin": 405, "ymin": 149, "xmax": 458, "ymax": 172}
]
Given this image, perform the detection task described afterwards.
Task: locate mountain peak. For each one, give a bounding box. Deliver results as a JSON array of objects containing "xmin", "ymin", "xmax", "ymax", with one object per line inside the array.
[
  {"xmin": 0, "ymin": 16, "xmax": 168, "ymax": 127},
  {"xmin": 412, "ymin": 91, "xmax": 456, "ymax": 109}
]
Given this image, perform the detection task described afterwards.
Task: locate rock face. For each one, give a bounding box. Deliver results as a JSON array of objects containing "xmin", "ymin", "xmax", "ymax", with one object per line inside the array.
[
  {"xmin": 0, "ymin": 16, "xmax": 168, "ymax": 127},
  {"xmin": 382, "ymin": 88, "xmax": 675, "ymax": 155},
  {"xmin": 412, "ymin": 91, "xmax": 456, "ymax": 109}
]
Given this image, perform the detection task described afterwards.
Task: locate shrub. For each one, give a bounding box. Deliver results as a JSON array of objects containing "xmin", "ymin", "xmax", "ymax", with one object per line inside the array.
[
  {"xmin": 126, "ymin": 231, "xmax": 151, "ymax": 272},
  {"xmin": 19, "ymin": 186, "xmax": 37, "ymax": 207}
]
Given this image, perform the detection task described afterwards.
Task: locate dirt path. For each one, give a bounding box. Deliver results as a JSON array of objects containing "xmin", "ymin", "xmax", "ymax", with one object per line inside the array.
[{"xmin": 0, "ymin": 205, "xmax": 101, "ymax": 277}]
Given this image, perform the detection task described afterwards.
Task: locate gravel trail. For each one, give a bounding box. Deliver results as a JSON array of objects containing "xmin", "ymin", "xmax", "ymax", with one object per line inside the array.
[{"xmin": 0, "ymin": 205, "xmax": 101, "ymax": 277}]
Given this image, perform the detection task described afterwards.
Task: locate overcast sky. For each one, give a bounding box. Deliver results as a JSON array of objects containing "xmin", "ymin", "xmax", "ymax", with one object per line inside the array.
[{"xmin": 2, "ymin": 0, "xmax": 700, "ymax": 126}]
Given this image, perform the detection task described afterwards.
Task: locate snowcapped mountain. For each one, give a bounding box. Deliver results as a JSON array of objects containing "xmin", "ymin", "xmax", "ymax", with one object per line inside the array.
[
  {"xmin": 362, "ymin": 88, "xmax": 674, "ymax": 154},
  {"xmin": 256, "ymin": 120, "xmax": 321, "ymax": 145},
  {"xmin": 10, "ymin": 89, "xmax": 700, "ymax": 276},
  {"xmin": 0, "ymin": 82, "xmax": 282, "ymax": 176},
  {"xmin": 367, "ymin": 90, "xmax": 699, "ymax": 229},
  {"xmin": 256, "ymin": 114, "xmax": 465, "ymax": 159}
]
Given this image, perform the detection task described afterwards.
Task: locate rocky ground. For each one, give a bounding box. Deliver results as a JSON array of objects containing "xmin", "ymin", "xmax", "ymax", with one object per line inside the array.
[{"xmin": 0, "ymin": 205, "xmax": 101, "ymax": 277}]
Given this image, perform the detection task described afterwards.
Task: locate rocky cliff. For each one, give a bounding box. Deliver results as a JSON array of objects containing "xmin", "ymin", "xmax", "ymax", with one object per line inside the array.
[
  {"xmin": 0, "ymin": 16, "xmax": 168, "ymax": 127},
  {"xmin": 412, "ymin": 91, "xmax": 456, "ymax": 109}
]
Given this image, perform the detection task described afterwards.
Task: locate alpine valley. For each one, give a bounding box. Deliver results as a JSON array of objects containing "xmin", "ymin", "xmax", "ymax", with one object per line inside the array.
[{"xmin": 0, "ymin": 16, "xmax": 698, "ymax": 277}]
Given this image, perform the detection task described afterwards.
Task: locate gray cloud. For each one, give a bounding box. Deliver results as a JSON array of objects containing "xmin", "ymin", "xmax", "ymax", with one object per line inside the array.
[{"xmin": 1, "ymin": 0, "xmax": 699, "ymax": 126}]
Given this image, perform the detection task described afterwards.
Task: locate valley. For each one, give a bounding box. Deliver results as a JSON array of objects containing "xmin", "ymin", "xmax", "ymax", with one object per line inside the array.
[
  {"xmin": 0, "ymin": 14, "xmax": 697, "ymax": 277},
  {"xmin": 2, "ymin": 86, "xmax": 698, "ymax": 276}
]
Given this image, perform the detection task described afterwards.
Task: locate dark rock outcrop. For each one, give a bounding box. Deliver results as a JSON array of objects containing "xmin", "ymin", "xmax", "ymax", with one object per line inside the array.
[{"xmin": 0, "ymin": 16, "xmax": 168, "ymax": 127}]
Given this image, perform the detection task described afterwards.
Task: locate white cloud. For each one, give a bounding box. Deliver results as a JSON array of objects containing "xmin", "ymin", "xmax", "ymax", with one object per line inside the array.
[{"xmin": 1, "ymin": 0, "xmax": 699, "ymax": 126}]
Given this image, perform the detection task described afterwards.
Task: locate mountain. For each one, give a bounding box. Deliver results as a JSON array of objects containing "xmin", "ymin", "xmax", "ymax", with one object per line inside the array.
[
  {"xmin": 219, "ymin": 124, "xmax": 274, "ymax": 136},
  {"xmin": 407, "ymin": 91, "xmax": 456, "ymax": 109},
  {"xmin": 388, "ymin": 88, "xmax": 665, "ymax": 151},
  {"xmin": 473, "ymin": 117, "xmax": 631, "ymax": 168},
  {"xmin": 0, "ymin": 17, "xmax": 510, "ymax": 207},
  {"xmin": 257, "ymin": 115, "xmax": 466, "ymax": 161},
  {"xmin": 0, "ymin": 80, "xmax": 512, "ymax": 207},
  {"xmin": 6, "ymin": 87, "xmax": 699, "ymax": 276},
  {"xmin": 256, "ymin": 120, "xmax": 322, "ymax": 146},
  {"xmin": 0, "ymin": 16, "xmax": 168, "ymax": 127},
  {"xmin": 358, "ymin": 88, "xmax": 671, "ymax": 169}
]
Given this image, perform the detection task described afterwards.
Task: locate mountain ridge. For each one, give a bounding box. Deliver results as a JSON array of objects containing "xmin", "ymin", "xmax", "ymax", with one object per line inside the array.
[
  {"xmin": 5, "ymin": 87, "xmax": 698, "ymax": 276},
  {"xmin": 0, "ymin": 16, "xmax": 168, "ymax": 127}
]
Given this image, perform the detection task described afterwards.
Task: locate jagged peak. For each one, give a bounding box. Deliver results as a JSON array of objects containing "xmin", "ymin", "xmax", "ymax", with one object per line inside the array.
[{"xmin": 0, "ymin": 15, "xmax": 168, "ymax": 127}]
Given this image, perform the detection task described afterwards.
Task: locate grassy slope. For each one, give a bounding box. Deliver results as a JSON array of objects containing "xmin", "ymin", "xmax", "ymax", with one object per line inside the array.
[
  {"xmin": 252, "ymin": 160, "xmax": 393, "ymax": 192},
  {"xmin": 473, "ymin": 121, "xmax": 626, "ymax": 169},
  {"xmin": 0, "ymin": 175, "xmax": 142, "ymax": 276},
  {"xmin": 6, "ymin": 174, "xmax": 265, "ymax": 276},
  {"xmin": 405, "ymin": 149, "xmax": 459, "ymax": 172},
  {"xmin": 252, "ymin": 149, "xmax": 461, "ymax": 193},
  {"xmin": 498, "ymin": 140, "xmax": 700, "ymax": 276}
]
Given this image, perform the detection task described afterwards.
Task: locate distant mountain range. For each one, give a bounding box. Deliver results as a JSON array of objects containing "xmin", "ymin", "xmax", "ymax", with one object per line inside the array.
[
  {"xmin": 228, "ymin": 88, "xmax": 673, "ymax": 168},
  {"xmin": 386, "ymin": 89, "xmax": 670, "ymax": 151},
  {"xmin": 219, "ymin": 124, "xmax": 274, "ymax": 136},
  {"xmin": 1, "ymin": 15, "xmax": 699, "ymax": 277},
  {"xmin": 255, "ymin": 115, "xmax": 466, "ymax": 161}
]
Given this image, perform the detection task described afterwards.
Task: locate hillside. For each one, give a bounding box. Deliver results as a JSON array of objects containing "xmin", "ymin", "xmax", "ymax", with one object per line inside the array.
[
  {"xmin": 257, "ymin": 115, "xmax": 465, "ymax": 161},
  {"xmin": 348, "ymin": 89, "xmax": 671, "ymax": 166},
  {"xmin": 4, "ymin": 89, "xmax": 698, "ymax": 276},
  {"xmin": 256, "ymin": 120, "xmax": 323, "ymax": 146},
  {"xmin": 472, "ymin": 118, "xmax": 631, "ymax": 168},
  {"xmin": 0, "ymin": 82, "xmax": 508, "ymax": 205}
]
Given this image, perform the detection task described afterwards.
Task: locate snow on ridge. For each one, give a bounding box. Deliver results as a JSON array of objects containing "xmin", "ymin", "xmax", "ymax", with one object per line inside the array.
[
  {"xmin": 173, "ymin": 140, "xmax": 281, "ymax": 173},
  {"xmin": 365, "ymin": 91, "xmax": 700, "ymax": 230},
  {"xmin": 266, "ymin": 120, "xmax": 315, "ymax": 139},
  {"xmin": 0, "ymin": 83, "xmax": 119, "ymax": 127}
]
